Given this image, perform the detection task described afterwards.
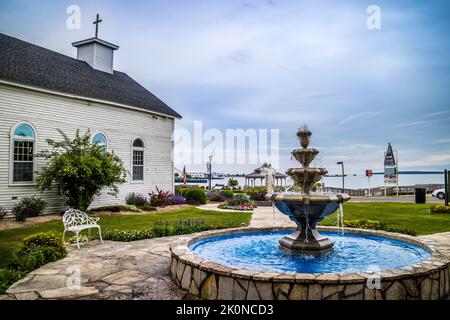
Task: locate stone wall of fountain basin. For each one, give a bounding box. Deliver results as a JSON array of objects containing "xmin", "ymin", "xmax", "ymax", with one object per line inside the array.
[{"xmin": 170, "ymin": 227, "xmax": 450, "ymax": 300}]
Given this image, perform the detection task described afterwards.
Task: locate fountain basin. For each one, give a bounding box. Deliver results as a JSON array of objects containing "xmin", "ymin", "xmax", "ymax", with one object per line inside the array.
[
  {"xmin": 170, "ymin": 226, "xmax": 450, "ymax": 300},
  {"xmin": 269, "ymin": 193, "xmax": 351, "ymax": 254}
]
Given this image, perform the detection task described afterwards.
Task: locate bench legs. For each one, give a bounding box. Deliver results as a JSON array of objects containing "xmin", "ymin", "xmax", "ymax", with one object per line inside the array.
[
  {"xmin": 62, "ymin": 227, "xmax": 103, "ymax": 249},
  {"xmin": 97, "ymin": 225, "xmax": 104, "ymax": 243}
]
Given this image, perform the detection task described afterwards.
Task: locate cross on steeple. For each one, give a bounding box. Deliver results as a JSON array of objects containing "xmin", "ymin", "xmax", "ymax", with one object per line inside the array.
[{"xmin": 93, "ymin": 14, "xmax": 102, "ymax": 38}]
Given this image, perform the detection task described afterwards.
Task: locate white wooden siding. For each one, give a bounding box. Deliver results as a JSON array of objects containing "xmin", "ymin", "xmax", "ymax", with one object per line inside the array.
[{"xmin": 0, "ymin": 83, "xmax": 175, "ymax": 215}]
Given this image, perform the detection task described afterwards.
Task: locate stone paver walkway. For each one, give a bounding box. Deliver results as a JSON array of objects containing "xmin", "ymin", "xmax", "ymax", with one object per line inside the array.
[
  {"xmin": 4, "ymin": 236, "xmax": 191, "ymax": 300},
  {"xmin": 3, "ymin": 206, "xmax": 450, "ymax": 300}
]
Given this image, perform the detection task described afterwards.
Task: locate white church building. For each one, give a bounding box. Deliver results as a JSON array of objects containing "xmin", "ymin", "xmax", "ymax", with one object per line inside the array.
[{"xmin": 0, "ymin": 31, "xmax": 181, "ymax": 214}]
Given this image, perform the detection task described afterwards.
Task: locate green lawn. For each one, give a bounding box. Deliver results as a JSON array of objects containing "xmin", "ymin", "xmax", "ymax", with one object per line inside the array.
[
  {"xmin": 0, "ymin": 208, "xmax": 251, "ymax": 268},
  {"xmin": 320, "ymin": 202, "xmax": 450, "ymax": 236}
]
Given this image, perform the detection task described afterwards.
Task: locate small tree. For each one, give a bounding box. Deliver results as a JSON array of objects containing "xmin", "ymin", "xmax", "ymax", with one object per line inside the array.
[
  {"xmin": 228, "ymin": 178, "xmax": 239, "ymax": 188},
  {"xmin": 36, "ymin": 129, "xmax": 127, "ymax": 211}
]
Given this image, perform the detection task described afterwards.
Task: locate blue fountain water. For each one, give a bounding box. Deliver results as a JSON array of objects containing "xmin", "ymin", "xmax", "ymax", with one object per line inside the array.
[{"xmin": 190, "ymin": 231, "xmax": 430, "ymax": 274}]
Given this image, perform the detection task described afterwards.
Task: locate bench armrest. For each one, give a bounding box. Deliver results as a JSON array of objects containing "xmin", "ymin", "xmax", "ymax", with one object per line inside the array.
[{"xmin": 87, "ymin": 216, "xmax": 100, "ymax": 224}]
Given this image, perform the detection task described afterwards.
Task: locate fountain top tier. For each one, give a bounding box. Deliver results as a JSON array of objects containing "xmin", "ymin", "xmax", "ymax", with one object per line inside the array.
[{"xmin": 287, "ymin": 125, "xmax": 328, "ymax": 194}]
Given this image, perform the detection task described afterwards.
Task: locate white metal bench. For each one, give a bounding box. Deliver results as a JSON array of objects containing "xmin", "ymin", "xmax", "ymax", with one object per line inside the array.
[{"xmin": 62, "ymin": 209, "xmax": 103, "ymax": 249}]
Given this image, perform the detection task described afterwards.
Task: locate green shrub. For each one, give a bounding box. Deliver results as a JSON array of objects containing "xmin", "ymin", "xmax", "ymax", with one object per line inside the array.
[
  {"xmin": 0, "ymin": 232, "xmax": 67, "ymax": 293},
  {"xmin": 343, "ymin": 219, "xmax": 383, "ymax": 230},
  {"xmin": 149, "ymin": 187, "xmax": 171, "ymax": 207},
  {"xmin": 243, "ymin": 186, "xmax": 267, "ymax": 201},
  {"xmin": 93, "ymin": 221, "xmax": 238, "ymax": 242},
  {"xmin": 9, "ymin": 232, "xmax": 66, "ymax": 273},
  {"xmin": 0, "ymin": 269, "xmax": 24, "ymax": 294},
  {"xmin": 342, "ymin": 219, "xmax": 416, "ymax": 236},
  {"xmin": 174, "ymin": 185, "xmax": 184, "ymax": 195},
  {"xmin": 184, "ymin": 188, "xmax": 207, "ymax": 205},
  {"xmin": 151, "ymin": 221, "xmax": 172, "ymax": 237},
  {"xmin": 228, "ymin": 178, "xmax": 239, "ymax": 188},
  {"xmin": 103, "ymin": 230, "xmax": 153, "ymax": 241},
  {"xmin": 0, "ymin": 207, "xmax": 7, "ymax": 220},
  {"xmin": 36, "ymin": 129, "xmax": 127, "ymax": 211},
  {"xmin": 219, "ymin": 189, "xmax": 234, "ymax": 199},
  {"xmin": 125, "ymin": 192, "xmax": 148, "ymax": 206},
  {"xmin": 9, "ymin": 249, "xmax": 47, "ymax": 273},
  {"xmin": 431, "ymin": 205, "xmax": 450, "ymax": 214},
  {"xmin": 12, "ymin": 205, "xmax": 33, "ymax": 222},
  {"xmin": 171, "ymin": 219, "xmax": 208, "ymax": 235},
  {"xmin": 139, "ymin": 204, "xmax": 157, "ymax": 211},
  {"xmin": 20, "ymin": 232, "xmax": 66, "ymax": 260},
  {"xmin": 90, "ymin": 204, "xmax": 140, "ymax": 213},
  {"xmin": 17, "ymin": 196, "xmax": 47, "ymax": 217}
]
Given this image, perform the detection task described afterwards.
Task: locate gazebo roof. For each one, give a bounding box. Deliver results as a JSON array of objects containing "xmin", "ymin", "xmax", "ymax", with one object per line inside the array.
[{"xmin": 245, "ymin": 166, "xmax": 287, "ymax": 179}]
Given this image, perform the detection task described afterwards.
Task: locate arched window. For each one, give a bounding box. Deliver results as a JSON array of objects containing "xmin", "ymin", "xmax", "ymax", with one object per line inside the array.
[
  {"xmin": 92, "ymin": 132, "xmax": 108, "ymax": 153},
  {"xmin": 132, "ymin": 138, "xmax": 144, "ymax": 181},
  {"xmin": 11, "ymin": 123, "xmax": 36, "ymax": 183}
]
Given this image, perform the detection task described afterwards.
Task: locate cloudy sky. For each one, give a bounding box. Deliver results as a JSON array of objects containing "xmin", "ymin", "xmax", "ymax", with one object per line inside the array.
[{"xmin": 1, "ymin": 0, "xmax": 449, "ymax": 175}]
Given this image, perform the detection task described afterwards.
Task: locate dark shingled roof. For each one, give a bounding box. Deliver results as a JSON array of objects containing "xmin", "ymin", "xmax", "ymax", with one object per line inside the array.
[{"xmin": 0, "ymin": 33, "xmax": 181, "ymax": 119}]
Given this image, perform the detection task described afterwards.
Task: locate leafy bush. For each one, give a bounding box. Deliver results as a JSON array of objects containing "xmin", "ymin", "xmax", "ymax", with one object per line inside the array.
[
  {"xmin": 12, "ymin": 205, "xmax": 33, "ymax": 222},
  {"xmin": 218, "ymin": 194, "xmax": 257, "ymax": 211},
  {"xmin": 149, "ymin": 187, "xmax": 172, "ymax": 207},
  {"xmin": 168, "ymin": 194, "xmax": 186, "ymax": 205},
  {"xmin": 21, "ymin": 232, "xmax": 66, "ymax": 259},
  {"xmin": 184, "ymin": 188, "xmax": 207, "ymax": 205},
  {"xmin": 228, "ymin": 178, "xmax": 239, "ymax": 188},
  {"xmin": 36, "ymin": 129, "xmax": 127, "ymax": 211},
  {"xmin": 90, "ymin": 204, "xmax": 140, "ymax": 213},
  {"xmin": 431, "ymin": 205, "xmax": 450, "ymax": 214},
  {"xmin": 0, "ymin": 207, "xmax": 8, "ymax": 220},
  {"xmin": 343, "ymin": 219, "xmax": 383, "ymax": 230},
  {"xmin": 227, "ymin": 194, "xmax": 251, "ymax": 206},
  {"xmin": 9, "ymin": 249, "xmax": 47, "ymax": 273},
  {"xmin": 174, "ymin": 185, "xmax": 184, "ymax": 195},
  {"xmin": 103, "ymin": 230, "xmax": 153, "ymax": 241},
  {"xmin": 219, "ymin": 189, "xmax": 234, "ymax": 199},
  {"xmin": 244, "ymin": 186, "xmax": 267, "ymax": 201},
  {"xmin": 0, "ymin": 232, "xmax": 67, "ymax": 293},
  {"xmin": 0, "ymin": 269, "xmax": 23, "ymax": 294},
  {"xmin": 206, "ymin": 191, "xmax": 226, "ymax": 202},
  {"xmin": 342, "ymin": 219, "xmax": 416, "ymax": 236},
  {"xmin": 171, "ymin": 219, "xmax": 209, "ymax": 235},
  {"xmin": 151, "ymin": 221, "xmax": 172, "ymax": 237},
  {"xmin": 9, "ymin": 232, "xmax": 66, "ymax": 273},
  {"xmin": 94, "ymin": 221, "xmax": 239, "ymax": 243},
  {"xmin": 12, "ymin": 196, "xmax": 47, "ymax": 221},
  {"xmin": 140, "ymin": 204, "xmax": 157, "ymax": 211},
  {"xmin": 17, "ymin": 196, "xmax": 47, "ymax": 217},
  {"xmin": 126, "ymin": 193, "xmax": 148, "ymax": 207}
]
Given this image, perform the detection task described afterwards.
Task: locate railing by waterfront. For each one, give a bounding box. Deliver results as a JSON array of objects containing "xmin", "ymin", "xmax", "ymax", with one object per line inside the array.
[{"xmin": 321, "ymin": 184, "xmax": 444, "ymax": 196}]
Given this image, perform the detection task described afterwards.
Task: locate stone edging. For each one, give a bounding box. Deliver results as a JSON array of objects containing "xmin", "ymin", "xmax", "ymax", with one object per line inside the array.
[{"xmin": 170, "ymin": 226, "xmax": 450, "ymax": 300}]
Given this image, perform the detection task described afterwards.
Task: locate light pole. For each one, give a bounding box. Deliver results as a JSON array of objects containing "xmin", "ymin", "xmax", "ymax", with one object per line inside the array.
[
  {"xmin": 208, "ymin": 155, "xmax": 213, "ymax": 190},
  {"xmin": 337, "ymin": 161, "xmax": 345, "ymax": 193}
]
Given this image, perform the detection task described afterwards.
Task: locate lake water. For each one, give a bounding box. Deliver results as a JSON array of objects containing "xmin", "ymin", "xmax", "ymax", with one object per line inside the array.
[{"xmin": 176, "ymin": 174, "xmax": 445, "ymax": 190}]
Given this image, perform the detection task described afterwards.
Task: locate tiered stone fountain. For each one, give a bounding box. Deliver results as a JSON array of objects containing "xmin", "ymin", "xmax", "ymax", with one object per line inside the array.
[{"xmin": 268, "ymin": 126, "xmax": 350, "ymax": 255}]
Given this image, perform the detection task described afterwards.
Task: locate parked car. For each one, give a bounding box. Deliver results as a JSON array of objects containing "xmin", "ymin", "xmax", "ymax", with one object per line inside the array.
[
  {"xmin": 432, "ymin": 188, "xmax": 446, "ymax": 200},
  {"xmin": 213, "ymin": 184, "xmax": 225, "ymax": 191}
]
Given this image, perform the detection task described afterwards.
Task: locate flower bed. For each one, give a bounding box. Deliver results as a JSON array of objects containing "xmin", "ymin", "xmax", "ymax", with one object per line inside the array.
[{"xmin": 217, "ymin": 194, "xmax": 257, "ymax": 211}]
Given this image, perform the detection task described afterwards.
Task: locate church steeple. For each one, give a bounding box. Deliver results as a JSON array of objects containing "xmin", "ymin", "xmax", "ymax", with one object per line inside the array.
[{"xmin": 71, "ymin": 14, "xmax": 119, "ymax": 74}]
